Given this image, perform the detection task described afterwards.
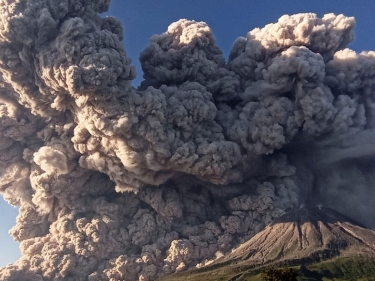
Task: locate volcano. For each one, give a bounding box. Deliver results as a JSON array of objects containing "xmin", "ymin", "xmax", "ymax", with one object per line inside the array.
[
  {"xmin": 220, "ymin": 206, "xmax": 375, "ymax": 265},
  {"xmin": 160, "ymin": 206, "xmax": 375, "ymax": 281}
]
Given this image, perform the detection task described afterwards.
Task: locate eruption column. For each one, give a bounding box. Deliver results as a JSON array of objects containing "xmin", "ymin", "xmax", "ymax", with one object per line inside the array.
[{"xmin": 0, "ymin": 2, "xmax": 374, "ymax": 280}]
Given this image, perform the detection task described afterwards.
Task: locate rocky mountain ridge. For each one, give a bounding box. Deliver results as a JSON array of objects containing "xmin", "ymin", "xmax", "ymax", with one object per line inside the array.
[
  {"xmin": 160, "ymin": 206, "xmax": 375, "ymax": 281},
  {"xmin": 218, "ymin": 206, "xmax": 375, "ymax": 267}
]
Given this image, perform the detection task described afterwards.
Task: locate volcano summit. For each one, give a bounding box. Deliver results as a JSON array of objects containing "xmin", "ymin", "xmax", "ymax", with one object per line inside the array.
[{"xmin": 161, "ymin": 206, "xmax": 375, "ymax": 280}]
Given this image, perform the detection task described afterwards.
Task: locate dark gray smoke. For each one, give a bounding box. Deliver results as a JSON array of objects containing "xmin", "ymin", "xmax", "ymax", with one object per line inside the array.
[{"xmin": 0, "ymin": 1, "xmax": 373, "ymax": 280}]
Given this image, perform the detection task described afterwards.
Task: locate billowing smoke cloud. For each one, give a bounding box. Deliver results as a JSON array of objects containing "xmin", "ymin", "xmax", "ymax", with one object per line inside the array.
[{"xmin": 0, "ymin": 1, "xmax": 374, "ymax": 280}]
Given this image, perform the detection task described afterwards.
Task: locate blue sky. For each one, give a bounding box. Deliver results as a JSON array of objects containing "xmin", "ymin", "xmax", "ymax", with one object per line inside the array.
[
  {"xmin": 1, "ymin": 0, "xmax": 375, "ymax": 267},
  {"xmin": 107, "ymin": 0, "xmax": 375, "ymax": 86}
]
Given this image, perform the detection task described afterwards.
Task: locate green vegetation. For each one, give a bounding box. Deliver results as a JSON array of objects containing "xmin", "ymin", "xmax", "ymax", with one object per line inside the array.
[
  {"xmin": 261, "ymin": 268, "xmax": 299, "ymax": 281},
  {"xmin": 302, "ymin": 256, "xmax": 375, "ymax": 281},
  {"xmin": 158, "ymin": 257, "xmax": 375, "ymax": 281}
]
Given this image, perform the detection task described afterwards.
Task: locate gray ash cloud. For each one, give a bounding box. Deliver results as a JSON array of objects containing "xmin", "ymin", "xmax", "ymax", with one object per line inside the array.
[{"xmin": 0, "ymin": 1, "xmax": 374, "ymax": 280}]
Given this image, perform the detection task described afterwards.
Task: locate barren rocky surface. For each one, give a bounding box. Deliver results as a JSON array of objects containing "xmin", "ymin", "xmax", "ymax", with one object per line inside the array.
[
  {"xmin": 160, "ymin": 207, "xmax": 375, "ymax": 281},
  {"xmin": 219, "ymin": 206, "xmax": 375, "ymax": 267}
]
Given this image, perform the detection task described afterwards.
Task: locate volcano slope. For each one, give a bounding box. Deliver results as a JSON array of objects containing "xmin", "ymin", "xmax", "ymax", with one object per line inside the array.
[{"xmin": 159, "ymin": 206, "xmax": 375, "ymax": 281}]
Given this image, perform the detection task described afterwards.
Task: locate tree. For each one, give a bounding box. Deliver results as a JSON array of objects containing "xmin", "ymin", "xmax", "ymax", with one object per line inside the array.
[{"xmin": 261, "ymin": 267, "xmax": 299, "ymax": 281}]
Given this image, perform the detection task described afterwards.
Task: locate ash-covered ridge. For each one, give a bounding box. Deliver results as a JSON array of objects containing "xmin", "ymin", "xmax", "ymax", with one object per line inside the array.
[{"xmin": 218, "ymin": 206, "xmax": 375, "ymax": 267}]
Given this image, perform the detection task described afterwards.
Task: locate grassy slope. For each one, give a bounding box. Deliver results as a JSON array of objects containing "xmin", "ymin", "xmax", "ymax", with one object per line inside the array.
[{"xmin": 158, "ymin": 257, "xmax": 375, "ymax": 281}]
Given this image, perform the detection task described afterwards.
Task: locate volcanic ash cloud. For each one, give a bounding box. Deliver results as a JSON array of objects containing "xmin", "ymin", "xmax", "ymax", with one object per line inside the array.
[{"xmin": 0, "ymin": 1, "xmax": 374, "ymax": 280}]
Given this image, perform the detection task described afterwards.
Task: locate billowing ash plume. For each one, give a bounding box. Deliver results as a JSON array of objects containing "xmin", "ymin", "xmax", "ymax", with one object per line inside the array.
[{"xmin": 0, "ymin": 1, "xmax": 374, "ymax": 280}]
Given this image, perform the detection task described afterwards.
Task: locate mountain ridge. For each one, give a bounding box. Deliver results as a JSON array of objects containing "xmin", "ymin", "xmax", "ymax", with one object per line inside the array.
[
  {"xmin": 159, "ymin": 206, "xmax": 375, "ymax": 281},
  {"xmin": 218, "ymin": 206, "xmax": 375, "ymax": 268}
]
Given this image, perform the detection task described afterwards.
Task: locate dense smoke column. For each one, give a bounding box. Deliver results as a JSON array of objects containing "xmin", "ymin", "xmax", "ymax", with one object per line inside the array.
[{"xmin": 0, "ymin": 1, "xmax": 375, "ymax": 280}]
